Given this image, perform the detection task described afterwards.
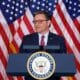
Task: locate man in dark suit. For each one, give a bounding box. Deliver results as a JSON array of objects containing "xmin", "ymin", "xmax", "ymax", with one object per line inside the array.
[{"xmin": 19, "ymin": 11, "xmax": 67, "ymax": 80}]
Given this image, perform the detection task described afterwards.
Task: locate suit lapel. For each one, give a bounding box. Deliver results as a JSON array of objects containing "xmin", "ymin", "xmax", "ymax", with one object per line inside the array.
[
  {"xmin": 33, "ymin": 33, "xmax": 39, "ymax": 45},
  {"xmin": 47, "ymin": 32, "xmax": 53, "ymax": 45}
]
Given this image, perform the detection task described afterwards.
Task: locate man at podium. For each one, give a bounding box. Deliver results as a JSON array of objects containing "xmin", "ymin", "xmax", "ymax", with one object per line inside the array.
[{"xmin": 19, "ymin": 10, "xmax": 67, "ymax": 80}]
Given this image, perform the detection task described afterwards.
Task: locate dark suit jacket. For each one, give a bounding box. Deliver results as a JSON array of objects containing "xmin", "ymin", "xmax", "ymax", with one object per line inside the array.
[
  {"xmin": 20, "ymin": 32, "xmax": 66, "ymax": 53},
  {"xmin": 19, "ymin": 32, "xmax": 67, "ymax": 80}
]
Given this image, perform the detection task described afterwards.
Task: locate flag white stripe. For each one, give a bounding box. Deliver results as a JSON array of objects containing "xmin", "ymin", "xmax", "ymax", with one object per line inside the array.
[
  {"xmin": 0, "ymin": 35, "xmax": 9, "ymax": 61},
  {"xmin": 0, "ymin": 60, "xmax": 9, "ymax": 80},
  {"xmin": 75, "ymin": 70, "xmax": 80, "ymax": 80},
  {"xmin": 61, "ymin": 77, "xmax": 68, "ymax": 80},
  {"xmin": 49, "ymin": 24, "xmax": 58, "ymax": 34},
  {"xmin": 77, "ymin": 16, "xmax": 80, "ymax": 23},
  {"xmin": 0, "ymin": 11, "xmax": 13, "ymax": 42},
  {"xmin": 13, "ymin": 76, "xmax": 25, "ymax": 80},
  {"xmin": 54, "ymin": 9, "xmax": 80, "ymax": 64},
  {"xmin": 14, "ymin": 33, "xmax": 22, "ymax": 47},
  {"xmin": 13, "ymin": 20, "xmax": 20, "ymax": 31},
  {"xmin": 59, "ymin": 1, "xmax": 80, "ymax": 43},
  {"xmin": 12, "ymin": 77, "xmax": 18, "ymax": 80},
  {"xmin": 25, "ymin": 8, "xmax": 35, "ymax": 31},
  {"xmin": 20, "ymin": 18, "xmax": 30, "ymax": 35}
]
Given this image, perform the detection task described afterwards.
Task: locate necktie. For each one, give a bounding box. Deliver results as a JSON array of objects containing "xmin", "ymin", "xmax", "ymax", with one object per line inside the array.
[{"xmin": 40, "ymin": 35, "xmax": 45, "ymax": 46}]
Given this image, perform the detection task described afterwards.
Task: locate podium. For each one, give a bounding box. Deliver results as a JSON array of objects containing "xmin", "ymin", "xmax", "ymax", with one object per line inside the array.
[{"xmin": 6, "ymin": 52, "xmax": 76, "ymax": 78}]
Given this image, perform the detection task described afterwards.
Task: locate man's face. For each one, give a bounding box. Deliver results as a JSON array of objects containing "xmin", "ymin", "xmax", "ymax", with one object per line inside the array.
[{"xmin": 33, "ymin": 14, "xmax": 51, "ymax": 34}]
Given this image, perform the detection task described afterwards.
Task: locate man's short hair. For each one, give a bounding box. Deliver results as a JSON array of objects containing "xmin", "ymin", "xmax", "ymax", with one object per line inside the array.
[{"xmin": 33, "ymin": 10, "xmax": 52, "ymax": 20}]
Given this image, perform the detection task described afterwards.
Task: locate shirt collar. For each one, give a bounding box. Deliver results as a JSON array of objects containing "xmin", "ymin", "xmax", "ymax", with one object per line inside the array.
[{"xmin": 38, "ymin": 31, "xmax": 49, "ymax": 37}]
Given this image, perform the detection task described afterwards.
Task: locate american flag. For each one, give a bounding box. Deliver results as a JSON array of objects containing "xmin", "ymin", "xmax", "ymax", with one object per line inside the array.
[{"xmin": 0, "ymin": 0, "xmax": 80, "ymax": 80}]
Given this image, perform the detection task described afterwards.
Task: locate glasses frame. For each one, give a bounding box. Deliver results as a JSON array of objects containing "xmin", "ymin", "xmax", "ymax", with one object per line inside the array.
[{"xmin": 33, "ymin": 19, "xmax": 48, "ymax": 24}]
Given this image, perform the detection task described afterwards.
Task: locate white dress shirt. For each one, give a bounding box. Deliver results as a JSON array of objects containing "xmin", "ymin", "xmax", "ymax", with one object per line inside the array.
[{"xmin": 38, "ymin": 32, "xmax": 49, "ymax": 46}]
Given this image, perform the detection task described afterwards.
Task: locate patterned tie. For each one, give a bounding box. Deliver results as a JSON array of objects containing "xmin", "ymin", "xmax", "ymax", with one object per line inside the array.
[{"xmin": 41, "ymin": 35, "xmax": 45, "ymax": 46}]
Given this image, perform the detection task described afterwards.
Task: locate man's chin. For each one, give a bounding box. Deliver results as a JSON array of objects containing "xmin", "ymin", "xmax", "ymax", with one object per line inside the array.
[{"xmin": 35, "ymin": 30, "xmax": 42, "ymax": 33}]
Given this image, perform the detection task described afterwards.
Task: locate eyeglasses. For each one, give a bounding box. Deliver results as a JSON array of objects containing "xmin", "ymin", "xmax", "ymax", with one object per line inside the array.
[{"xmin": 33, "ymin": 20, "xmax": 48, "ymax": 24}]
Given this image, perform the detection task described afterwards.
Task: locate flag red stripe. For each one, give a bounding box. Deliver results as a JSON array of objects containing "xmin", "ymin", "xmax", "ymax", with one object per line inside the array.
[
  {"xmin": 17, "ymin": 76, "xmax": 24, "ymax": 80},
  {"xmin": 56, "ymin": 4, "xmax": 80, "ymax": 52},
  {"xmin": 51, "ymin": 17, "xmax": 74, "ymax": 54},
  {"xmin": 9, "ymin": 24, "xmax": 16, "ymax": 36},
  {"xmin": 0, "ymin": 24, "xmax": 9, "ymax": 51},
  {"xmin": 51, "ymin": 17, "xmax": 63, "ymax": 35},
  {"xmin": 0, "ymin": 48, "xmax": 7, "ymax": 68},
  {"xmin": 65, "ymin": 42, "xmax": 73, "ymax": 53},
  {"xmin": 72, "ymin": 77, "xmax": 77, "ymax": 80},
  {"xmin": 17, "ymin": 27, "xmax": 24, "ymax": 39},
  {"xmin": 75, "ymin": 59, "xmax": 80, "ymax": 72},
  {"xmin": 0, "ymin": 73, "xmax": 4, "ymax": 80},
  {"xmin": 51, "ymin": 13, "xmax": 80, "ymax": 73},
  {"xmin": 17, "ymin": 18, "xmax": 24, "ymax": 39},
  {"xmin": 8, "ymin": 76, "xmax": 14, "ymax": 80},
  {"xmin": 23, "ymin": 15, "xmax": 34, "ymax": 34},
  {"xmin": 74, "ymin": 19, "xmax": 80, "ymax": 33}
]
